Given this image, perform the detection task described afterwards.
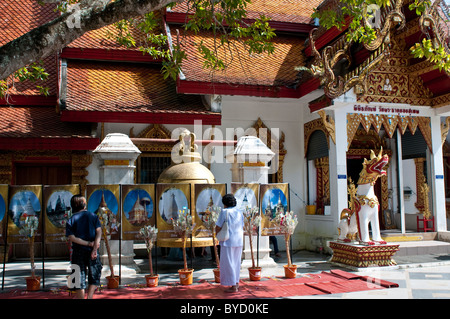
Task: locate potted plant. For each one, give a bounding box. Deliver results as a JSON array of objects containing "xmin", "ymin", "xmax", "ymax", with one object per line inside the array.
[
  {"xmin": 97, "ymin": 207, "xmax": 120, "ymax": 288},
  {"xmin": 139, "ymin": 225, "xmax": 159, "ymax": 287},
  {"xmin": 172, "ymin": 209, "xmax": 195, "ymax": 285},
  {"xmin": 19, "ymin": 216, "xmax": 40, "ymax": 291},
  {"xmin": 203, "ymin": 205, "xmax": 222, "ymax": 283},
  {"xmin": 274, "ymin": 208, "xmax": 298, "ymax": 278},
  {"xmin": 243, "ymin": 206, "xmax": 262, "ymax": 281}
]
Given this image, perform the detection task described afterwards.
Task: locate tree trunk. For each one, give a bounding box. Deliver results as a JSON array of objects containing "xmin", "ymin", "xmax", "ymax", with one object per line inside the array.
[
  {"xmin": 148, "ymin": 248, "xmax": 154, "ymax": 276},
  {"xmin": 285, "ymin": 234, "xmax": 291, "ymax": 267},
  {"xmin": 103, "ymin": 233, "xmax": 114, "ymax": 278},
  {"xmin": 249, "ymin": 232, "xmax": 255, "ymax": 268},
  {"xmin": 212, "ymin": 232, "xmax": 220, "ymax": 268},
  {"xmin": 0, "ymin": 0, "xmax": 182, "ymax": 80},
  {"xmin": 182, "ymin": 235, "xmax": 188, "ymax": 271},
  {"xmin": 29, "ymin": 237, "xmax": 35, "ymax": 278}
]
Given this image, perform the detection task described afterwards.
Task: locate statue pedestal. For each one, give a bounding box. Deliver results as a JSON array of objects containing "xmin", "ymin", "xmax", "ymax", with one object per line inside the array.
[{"xmin": 328, "ymin": 241, "xmax": 399, "ymax": 269}]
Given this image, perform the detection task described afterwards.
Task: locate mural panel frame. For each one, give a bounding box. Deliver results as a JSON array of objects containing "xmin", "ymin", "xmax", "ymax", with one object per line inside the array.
[
  {"xmin": 156, "ymin": 183, "xmax": 191, "ymax": 239},
  {"xmin": 121, "ymin": 184, "xmax": 155, "ymax": 241},
  {"xmin": 193, "ymin": 184, "xmax": 226, "ymax": 237},
  {"xmin": 86, "ymin": 184, "xmax": 120, "ymax": 239},
  {"xmin": 7, "ymin": 185, "xmax": 42, "ymax": 244},
  {"xmin": 44, "ymin": 184, "xmax": 80, "ymax": 243}
]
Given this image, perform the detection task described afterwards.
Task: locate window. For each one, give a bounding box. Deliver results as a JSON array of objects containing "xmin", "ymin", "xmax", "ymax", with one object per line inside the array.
[{"xmin": 138, "ymin": 155, "xmax": 171, "ymax": 184}]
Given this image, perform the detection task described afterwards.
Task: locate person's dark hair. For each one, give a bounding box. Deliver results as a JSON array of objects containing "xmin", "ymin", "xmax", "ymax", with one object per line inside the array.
[
  {"xmin": 222, "ymin": 194, "xmax": 237, "ymax": 208},
  {"xmin": 71, "ymin": 194, "xmax": 86, "ymax": 212}
]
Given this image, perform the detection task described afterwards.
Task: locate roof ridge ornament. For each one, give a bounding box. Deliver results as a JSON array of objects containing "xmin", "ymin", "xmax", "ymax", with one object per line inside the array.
[{"xmin": 301, "ymin": 0, "xmax": 406, "ymax": 99}]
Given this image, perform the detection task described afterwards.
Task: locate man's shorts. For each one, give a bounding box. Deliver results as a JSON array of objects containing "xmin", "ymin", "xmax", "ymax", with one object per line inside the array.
[{"xmin": 70, "ymin": 248, "xmax": 102, "ymax": 290}]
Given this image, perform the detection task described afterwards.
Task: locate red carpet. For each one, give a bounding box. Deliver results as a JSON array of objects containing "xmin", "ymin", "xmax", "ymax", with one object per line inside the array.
[{"xmin": 0, "ymin": 269, "xmax": 398, "ymax": 299}]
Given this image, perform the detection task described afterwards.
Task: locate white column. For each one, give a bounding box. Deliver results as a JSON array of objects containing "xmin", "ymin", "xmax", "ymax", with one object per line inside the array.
[
  {"xmin": 93, "ymin": 133, "xmax": 142, "ymax": 274},
  {"xmin": 328, "ymin": 109, "xmax": 348, "ymax": 234},
  {"xmin": 226, "ymin": 136, "xmax": 277, "ymax": 268},
  {"xmin": 430, "ymin": 116, "xmax": 447, "ymax": 231},
  {"xmin": 396, "ymin": 129, "xmax": 406, "ymax": 234}
]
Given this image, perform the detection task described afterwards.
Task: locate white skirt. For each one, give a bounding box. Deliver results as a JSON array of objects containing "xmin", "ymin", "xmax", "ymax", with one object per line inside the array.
[{"xmin": 219, "ymin": 246, "xmax": 242, "ymax": 286}]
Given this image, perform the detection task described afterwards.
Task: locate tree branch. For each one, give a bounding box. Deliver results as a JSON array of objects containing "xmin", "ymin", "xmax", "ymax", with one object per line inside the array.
[{"xmin": 0, "ymin": 0, "xmax": 182, "ymax": 80}]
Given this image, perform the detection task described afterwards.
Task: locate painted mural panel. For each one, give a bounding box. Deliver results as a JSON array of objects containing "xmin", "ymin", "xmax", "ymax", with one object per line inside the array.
[
  {"xmin": 231, "ymin": 183, "xmax": 260, "ymax": 236},
  {"xmin": 0, "ymin": 185, "xmax": 8, "ymax": 244},
  {"xmin": 193, "ymin": 184, "xmax": 226, "ymax": 237},
  {"xmin": 121, "ymin": 184, "xmax": 155, "ymax": 240},
  {"xmin": 86, "ymin": 185, "xmax": 120, "ymax": 239},
  {"xmin": 231, "ymin": 183, "xmax": 259, "ymax": 212},
  {"xmin": 44, "ymin": 184, "xmax": 80, "ymax": 243},
  {"xmin": 7, "ymin": 185, "xmax": 42, "ymax": 243},
  {"xmin": 260, "ymin": 183, "xmax": 289, "ymax": 236},
  {"xmin": 156, "ymin": 183, "xmax": 190, "ymax": 239}
]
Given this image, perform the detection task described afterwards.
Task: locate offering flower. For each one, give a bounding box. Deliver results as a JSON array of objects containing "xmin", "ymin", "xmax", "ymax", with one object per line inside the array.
[
  {"xmin": 203, "ymin": 205, "xmax": 222, "ymax": 266},
  {"xmin": 172, "ymin": 209, "xmax": 196, "ymax": 271},
  {"xmin": 274, "ymin": 209, "xmax": 298, "ymax": 267},
  {"xmin": 19, "ymin": 216, "xmax": 39, "ymax": 278},
  {"xmin": 242, "ymin": 206, "xmax": 261, "ymax": 269},
  {"xmin": 139, "ymin": 225, "xmax": 158, "ymax": 277},
  {"xmin": 98, "ymin": 207, "xmax": 120, "ymax": 280}
]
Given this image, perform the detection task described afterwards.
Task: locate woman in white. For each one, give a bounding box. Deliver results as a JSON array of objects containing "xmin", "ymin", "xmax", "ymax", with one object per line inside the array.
[{"xmin": 215, "ymin": 194, "xmax": 244, "ymax": 293}]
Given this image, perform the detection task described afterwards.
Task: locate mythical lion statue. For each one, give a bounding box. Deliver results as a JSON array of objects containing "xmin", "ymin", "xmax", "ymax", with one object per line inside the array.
[{"xmin": 338, "ymin": 148, "xmax": 389, "ymax": 245}]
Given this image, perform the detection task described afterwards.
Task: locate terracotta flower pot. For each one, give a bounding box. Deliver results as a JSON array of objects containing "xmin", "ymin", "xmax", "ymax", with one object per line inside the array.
[
  {"xmin": 178, "ymin": 269, "xmax": 194, "ymax": 285},
  {"xmin": 284, "ymin": 264, "xmax": 298, "ymax": 278},
  {"xmin": 248, "ymin": 267, "xmax": 262, "ymax": 281},
  {"xmin": 145, "ymin": 274, "xmax": 159, "ymax": 287},
  {"xmin": 106, "ymin": 275, "xmax": 120, "ymax": 289},
  {"xmin": 25, "ymin": 276, "xmax": 41, "ymax": 291},
  {"xmin": 213, "ymin": 268, "xmax": 220, "ymax": 283}
]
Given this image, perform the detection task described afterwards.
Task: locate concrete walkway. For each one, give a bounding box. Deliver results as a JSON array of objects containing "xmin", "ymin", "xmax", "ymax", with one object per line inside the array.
[{"xmin": 1, "ymin": 248, "xmax": 450, "ymax": 299}]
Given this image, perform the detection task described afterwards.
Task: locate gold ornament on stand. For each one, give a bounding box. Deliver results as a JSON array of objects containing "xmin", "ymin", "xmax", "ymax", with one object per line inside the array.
[{"xmin": 419, "ymin": 177, "xmax": 431, "ymax": 220}]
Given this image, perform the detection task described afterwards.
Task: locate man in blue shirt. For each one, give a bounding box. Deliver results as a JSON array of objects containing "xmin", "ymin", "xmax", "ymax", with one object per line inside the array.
[{"xmin": 66, "ymin": 195, "xmax": 102, "ymax": 299}]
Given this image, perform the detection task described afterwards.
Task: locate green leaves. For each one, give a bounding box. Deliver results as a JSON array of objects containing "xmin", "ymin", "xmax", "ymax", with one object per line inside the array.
[
  {"xmin": 0, "ymin": 61, "xmax": 49, "ymax": 99},
  {"xmin": 410, "ymin": 39, "xmax": 450, "ymax": 72},
  {"xmin": 408, "ymin": 0, "xmax": 432, "ymax": 16}
]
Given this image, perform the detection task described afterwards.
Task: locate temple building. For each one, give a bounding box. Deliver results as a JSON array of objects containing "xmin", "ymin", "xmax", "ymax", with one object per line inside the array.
[
  {"xmin": 0, "ymin": 0, "xmax": 448, "ymax": 257},
  {"xmin": 127, "ymin": 194, "xmax": 148, "ymax": 226}
]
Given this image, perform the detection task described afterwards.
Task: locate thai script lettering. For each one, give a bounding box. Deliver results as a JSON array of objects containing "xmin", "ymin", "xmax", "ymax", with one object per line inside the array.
[{"xmin": 353, "ymin": 104, "xmax": 420, "ymax": 115}]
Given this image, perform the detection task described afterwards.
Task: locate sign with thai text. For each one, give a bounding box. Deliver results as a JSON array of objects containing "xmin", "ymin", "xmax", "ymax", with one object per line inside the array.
[{"xmin": 353, "ymin": 104, "xmax": 421, "ymax": 116}]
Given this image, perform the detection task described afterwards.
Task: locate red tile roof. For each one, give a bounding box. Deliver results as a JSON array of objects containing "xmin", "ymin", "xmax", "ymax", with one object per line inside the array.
[
  {"xmin": 0, "ymin": 0, "xmax": 58, "ymax": 46},
  {"xmin": 67, "ymin": 12, "xmax": 165, "ymax": 52},
  {"xmin": 64, "ymin": 60, "xmax": 219, "ymax": 123},
  {"xmin": 170, "ymin": 0, "xmax": 322, "ymax": 24},
  {"xmin": 175, "ymin": 28, "xmax": 306, "ymax": 87},
  {"xmin": 0, "ymin": 0, "xmax": 59, "ymax": 98},
  {"xmin": 0, "ymin": 106, "xmax": 94, "ymax": 139}
]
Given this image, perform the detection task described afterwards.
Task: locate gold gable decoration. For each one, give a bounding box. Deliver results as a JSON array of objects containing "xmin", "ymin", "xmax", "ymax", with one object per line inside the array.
[
  {"xmin": 133, "ymin": 124, "xmax": 173, "ymax": 153},
  {"xmin": 304, "ymin": 117, "xmax": 332, "ymax": 155},
  {"xmin": 303, "ymin": 0, "xmax": 449, "ymax": 107},
  {"xmin": 347, "ymin": 114, "xmax": 432, "ymax": 152},
  {"xmin": 251, "ymin": 118, "xmax": 286, "ymax": 183},
  {"xmin": 302, "ymin": 0, "xmax": 406, "ymax": 99}
]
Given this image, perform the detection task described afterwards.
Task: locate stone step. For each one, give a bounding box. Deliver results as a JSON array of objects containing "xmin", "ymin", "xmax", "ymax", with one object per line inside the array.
[
  {"xmin": 381, "ymin": 231, "xmax": 437, "ymax": 242},
  {"xmin": 381, "ymin": 232, "xmax": 450, "ymax": 257},
  {"xmin": 392, "ymin": 240, "xmax": 450, "ymax": 257}
]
